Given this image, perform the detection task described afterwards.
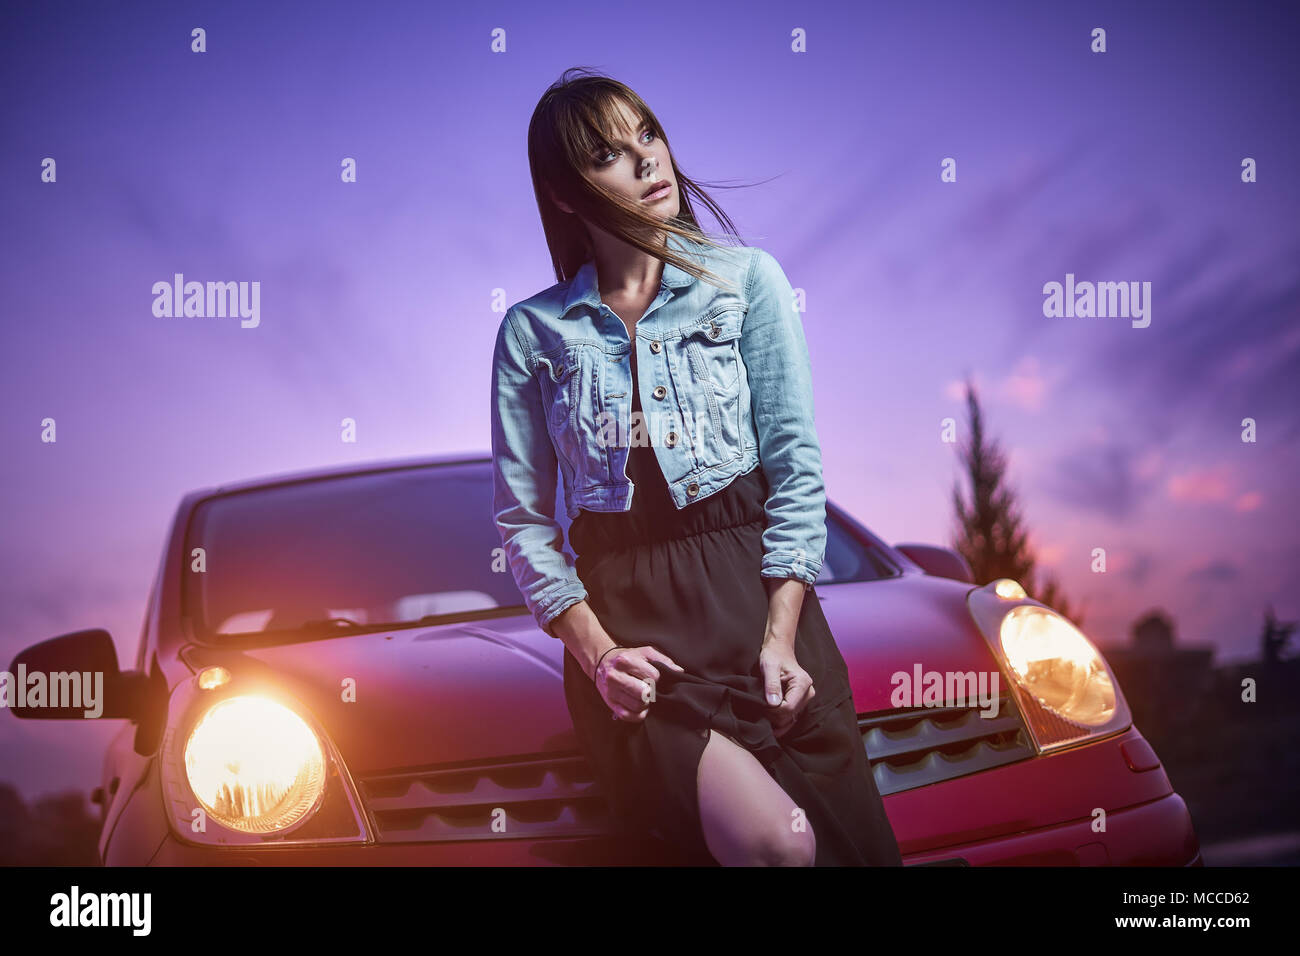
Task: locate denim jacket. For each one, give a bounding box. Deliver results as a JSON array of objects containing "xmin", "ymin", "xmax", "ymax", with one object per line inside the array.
[{"xmin": 490, "ymin": 231, "xmax": 826, "ymax": 637}]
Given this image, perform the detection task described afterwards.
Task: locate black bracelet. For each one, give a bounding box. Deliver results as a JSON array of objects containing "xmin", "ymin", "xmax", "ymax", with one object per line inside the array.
[{"xmin": 593, "ymin": 644, "xmax": 621, "ymax": 677}]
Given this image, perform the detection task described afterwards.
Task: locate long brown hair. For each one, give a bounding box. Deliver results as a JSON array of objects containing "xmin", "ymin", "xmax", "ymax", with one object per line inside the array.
[{"xmin": 527, "ymin": 67, "xmax": 763, "ymax": 291}]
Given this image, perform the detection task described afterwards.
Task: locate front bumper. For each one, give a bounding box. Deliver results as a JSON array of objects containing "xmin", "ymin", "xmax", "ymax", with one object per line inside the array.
[
  {"xmin": 145, "ymin": 791, "xmax": 1201, "ymax": 867},
  {"xmin": 123, "ymin": 724, "xmax": 1199, "ymax": 866},
  {"xmin": 887, "ymin": 724, "xmax": 1201, "ymax": 866},
  {"xmin": 903, "ymin": 791, "xmax": 1201, "ymax": 866}
]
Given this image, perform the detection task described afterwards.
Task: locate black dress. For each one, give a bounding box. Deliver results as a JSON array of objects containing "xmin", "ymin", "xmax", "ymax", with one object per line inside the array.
[{"xmin": 562, "ymin": 365, "xmax": 903, "ymax": 867}]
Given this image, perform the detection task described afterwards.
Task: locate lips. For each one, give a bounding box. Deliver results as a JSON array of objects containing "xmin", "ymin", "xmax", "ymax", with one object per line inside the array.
[{"xmin": 641, "ymin": 180, "xmax": 672, "ymax": 200}]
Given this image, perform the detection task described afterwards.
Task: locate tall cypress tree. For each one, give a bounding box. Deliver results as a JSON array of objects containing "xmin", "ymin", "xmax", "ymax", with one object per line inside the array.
[{"xmin": 950, "ymin": 378, "xmax": 1085, "ymax": 626}]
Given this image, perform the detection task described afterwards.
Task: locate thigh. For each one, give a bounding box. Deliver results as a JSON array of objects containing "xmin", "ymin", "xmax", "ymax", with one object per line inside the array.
[{"xmin": 696, "ymin": 729, "xmax": 816, "ymax": 866}]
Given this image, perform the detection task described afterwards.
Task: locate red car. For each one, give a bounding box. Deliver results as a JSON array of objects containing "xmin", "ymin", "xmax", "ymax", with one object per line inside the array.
[{"xmin": 11, "ymin": 454, "xmax": 1201, "ymax": 866}]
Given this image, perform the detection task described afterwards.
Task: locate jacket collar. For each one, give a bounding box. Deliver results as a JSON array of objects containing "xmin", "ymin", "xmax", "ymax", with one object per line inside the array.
[{"xmin": 560, "ymin": 230, "xmax": 701, "ymax": 318}]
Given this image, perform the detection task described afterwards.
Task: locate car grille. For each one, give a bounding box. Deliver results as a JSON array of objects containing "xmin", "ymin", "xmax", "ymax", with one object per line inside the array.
[
  {"xmin": 860, "ymin": 691, "xmax": 1035, "ymax": 796},
  {"xmin": 359, "ymin": 693, "xmax": 1034, "ymax": 843},
  {"xmin": 359, "ymin": 754, "xmax": 610, "ymax": 842}
]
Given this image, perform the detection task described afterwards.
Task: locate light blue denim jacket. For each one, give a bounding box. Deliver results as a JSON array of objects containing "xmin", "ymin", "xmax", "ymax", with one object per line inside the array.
[{"xmin": 490, "ymin": 231, "xmax": 826, "ymax": 637}]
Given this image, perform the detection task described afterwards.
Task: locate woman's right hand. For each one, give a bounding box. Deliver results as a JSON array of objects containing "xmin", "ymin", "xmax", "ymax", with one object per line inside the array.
[{"xmin": 594, "ymin": 645, "xmax": 684, "ymax": 723}]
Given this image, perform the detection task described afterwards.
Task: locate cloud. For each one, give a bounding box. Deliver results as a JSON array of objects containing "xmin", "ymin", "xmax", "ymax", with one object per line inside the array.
[
  {"xmin": 1089, "ymin": 238, "xmax": 1300, "ymax": 443},
  {"xmin": 1034, "ymin": 540, "xmax": 1065, "ymax": 566},
  {"xmin": 1043, "ymin": 440, "xmax": 1151, "ymax": 520},
  {"xmin": 1166, "ymin": 464, "xmax": 1234, "ymax": 504},
  {"xmin": 943, "ymin": 376, "xmax": 979, "ymax": 402},
  {"xmin": 954, "ymin": 137, "xmax": 1096, "ymax": 243},
  {"xmin": 1234, "ymin": 491, "xmax": 1263, "ymax": 512},
  {"xmin": 998, "ymin": 355, "xmax": 1054, "ymax": 411}
]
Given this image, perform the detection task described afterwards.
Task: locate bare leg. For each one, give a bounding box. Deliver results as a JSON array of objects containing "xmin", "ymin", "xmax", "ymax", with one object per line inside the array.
[{"xmin": 696, "ymin": 729, "xmax": 816, "ymax": 866}]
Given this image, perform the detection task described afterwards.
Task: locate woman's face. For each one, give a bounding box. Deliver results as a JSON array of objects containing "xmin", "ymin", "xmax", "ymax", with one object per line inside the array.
[{"xmin": 554, "ymin": 101, "xmax": 680, "ymax": 225}]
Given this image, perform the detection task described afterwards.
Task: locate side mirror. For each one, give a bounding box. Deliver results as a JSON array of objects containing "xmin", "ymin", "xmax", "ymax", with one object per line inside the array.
[
  {"xmin": 894, "ymin": 544, "xmax": 974, "ymax": 584},
  {"xmin": 6, "ymin": 628, "xmax": 149, "ymax": 720}
]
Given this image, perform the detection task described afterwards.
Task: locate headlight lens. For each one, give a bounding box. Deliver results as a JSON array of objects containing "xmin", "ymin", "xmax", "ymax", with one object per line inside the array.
[
  {"xmin": 183, "ymin": 695, "xmax": 327, "ymax": 834},
  {"xmin": 999, "ymin": 604, "xmax": 1116, "ymax": 727}
]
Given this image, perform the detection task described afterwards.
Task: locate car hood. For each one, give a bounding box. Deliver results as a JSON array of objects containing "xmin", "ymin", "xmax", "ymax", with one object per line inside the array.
[
  {"xmin": 180, "ymin": 618, "xmax": 576, "ymax": 776},
  {"xmin": 815, "ymin": 572, "xmax": 1000, "ymax": 708},
  {"xmin": 177, "ymin": 572, "xmax": 998, "ymax": 775}
]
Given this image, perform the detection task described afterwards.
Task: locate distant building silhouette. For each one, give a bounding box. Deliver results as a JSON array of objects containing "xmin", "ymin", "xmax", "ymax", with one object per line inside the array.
[
  {"xmin": 1103, "ymin": 609, "xmax": 1215, "ymax": 737},
  {"xmin": 1098, "ymin": 609, "xmax": 1300, "ymax": 853}
]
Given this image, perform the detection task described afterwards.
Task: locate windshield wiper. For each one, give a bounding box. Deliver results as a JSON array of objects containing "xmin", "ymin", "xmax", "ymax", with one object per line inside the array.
[
  {"xmin": 294, "ymin": 613, "xmax": 455, "ymax": 634},
  {"xmin": 231, "ymin": 608, "xmax": 528, "ymax": 642}
]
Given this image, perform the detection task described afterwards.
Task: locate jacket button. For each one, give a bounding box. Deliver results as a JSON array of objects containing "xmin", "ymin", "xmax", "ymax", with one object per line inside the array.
[
  {"xmin": 650, "ymin": 340, "xmax": 661, "ymax": 353},
  {"xmin": 709, "ymin": 321, "xmax": 720, "ymax": 339},
  {"xmin": 665, "ymin": 431, "xmax": 678, "ymax": 447},
  {"xmin": 686, "ymin": 482, "xmax": 699, "ymax": 496},
  {"xmin": 653, "ymin": 385, "xmax": 666, "ymax": 399}
]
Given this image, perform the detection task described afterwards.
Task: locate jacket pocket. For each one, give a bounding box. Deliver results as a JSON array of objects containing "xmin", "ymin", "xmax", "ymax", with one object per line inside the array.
[
  {"xmin": 682, "ymin": 309, "xmax": 744, "ymax": 393},
  {"xmin": 677, "ymin": 309, "xmax": 745, "ymax": 463},
  {"xmin": 537, "ymin": 349, "xmax": 581, "ymax": 433},
  {"xmin": 538, "ymin": 344, "xmax": 607, "ymax": 495},
  {"xmin": 535, "ymin": 348, "xmax": 584, "ymax": 482}
]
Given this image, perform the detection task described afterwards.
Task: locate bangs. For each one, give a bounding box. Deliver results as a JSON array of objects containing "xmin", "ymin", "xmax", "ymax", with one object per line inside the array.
[{"xmin": 568, "ymin": 92, "xmax": 653, "ymax": 155}]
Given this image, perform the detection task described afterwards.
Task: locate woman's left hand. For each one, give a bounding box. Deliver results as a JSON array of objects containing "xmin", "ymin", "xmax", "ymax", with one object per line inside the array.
[{"xmin": 759, "ymin": 640, "xmax": 815, "ymax": 738}]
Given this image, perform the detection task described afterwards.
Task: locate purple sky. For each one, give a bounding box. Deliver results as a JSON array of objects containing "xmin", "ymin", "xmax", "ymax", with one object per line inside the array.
[{"xmin": 2, "ymin": 0, "xmax": 1298, "ymax": 801}]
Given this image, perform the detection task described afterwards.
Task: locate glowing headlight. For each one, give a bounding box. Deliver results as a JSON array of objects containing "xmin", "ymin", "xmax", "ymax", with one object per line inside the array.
[
  {"xmin": 183, "ymin": 695, "xmax": 327, "ymax": 834},
  {"xmin": 999, "ymin": 605, "xmax": 1116, "ymax": 727}
]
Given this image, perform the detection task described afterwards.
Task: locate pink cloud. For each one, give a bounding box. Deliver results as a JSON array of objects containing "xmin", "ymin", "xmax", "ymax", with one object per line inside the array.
[
  {"xmin": 1106, "ymin": 551, "xmax": 1135, "ymax": 573},
  {"xmin": 943, "ymin": 374, "xmax": 984, "ymax": 401},
  {"xmin": 1166, "ymin": 465, "xmax": 1233, "ymax": 503},
  {"xmin": 945, "ymin": 359, "xmax": 1053, "ymax": 411},
  {"xmin": 1036, "ymin": 542, "xmax": 1065, "ymax": 566},
  {"xmin": 1234, "ymin": 491, "xmax": 1263, "ymax": 512},
  {"xmin": 999, "ymin": 356, "xmax": 1051, "ymax": 412}
]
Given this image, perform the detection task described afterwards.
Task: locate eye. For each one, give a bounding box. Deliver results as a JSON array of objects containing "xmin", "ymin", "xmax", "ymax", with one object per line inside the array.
[{"xmin": 594, "ymin": 128, "xmax": 655, "ymax": 167}]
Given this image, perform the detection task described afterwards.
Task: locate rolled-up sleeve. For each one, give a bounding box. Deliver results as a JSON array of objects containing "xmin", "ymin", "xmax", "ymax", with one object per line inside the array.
[
  {"xmin": 740, "ymin": 249, "xmax": 827, "ymax": 588},
  {"xmin": 490, "ymin": 308, "xmax": 588, "ymax": 636}
]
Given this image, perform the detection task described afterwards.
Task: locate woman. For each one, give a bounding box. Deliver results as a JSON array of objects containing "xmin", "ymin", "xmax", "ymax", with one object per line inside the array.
[{"xmin": 490, "ymin": 68, "xmax": 902, "ymax": 866}]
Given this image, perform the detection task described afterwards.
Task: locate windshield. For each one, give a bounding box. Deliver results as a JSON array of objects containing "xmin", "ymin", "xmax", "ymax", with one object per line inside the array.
[{"xmin": 184, "ymin": 460, "xmax": 895, "ymax": 644}]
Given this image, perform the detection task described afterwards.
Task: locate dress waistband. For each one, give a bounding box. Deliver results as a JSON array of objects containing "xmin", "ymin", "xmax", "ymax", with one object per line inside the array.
[{"xmin": 570, "ymin": 462, "xmax": 769, "ymax": 557}]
